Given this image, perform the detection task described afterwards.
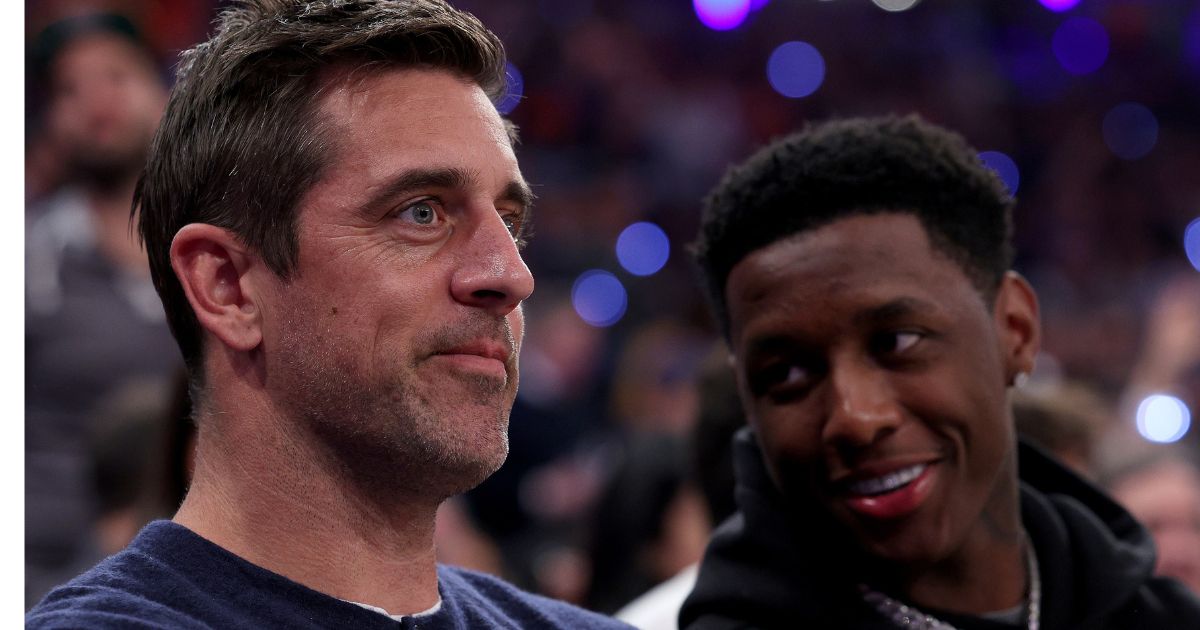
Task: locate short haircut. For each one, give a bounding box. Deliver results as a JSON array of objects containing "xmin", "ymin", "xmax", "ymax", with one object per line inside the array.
[
  {"xmin": 691, "ymin": 115, "xmax": 1014, "ymax": 337},
  {"xmin": 135, "ymin": 0, "xmax": 508, "ymax": 378}
]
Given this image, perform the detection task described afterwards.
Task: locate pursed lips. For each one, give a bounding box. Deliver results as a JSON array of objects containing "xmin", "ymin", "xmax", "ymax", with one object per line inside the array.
[{"xmin": 435, "ymin": 340, "xmax": 511, "ymax": 364}]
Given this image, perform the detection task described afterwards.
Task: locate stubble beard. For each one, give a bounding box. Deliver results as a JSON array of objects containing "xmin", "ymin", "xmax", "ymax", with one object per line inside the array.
[{"xmin": 275, "ymin": 319, "xmax": 515, "ymax": 506}]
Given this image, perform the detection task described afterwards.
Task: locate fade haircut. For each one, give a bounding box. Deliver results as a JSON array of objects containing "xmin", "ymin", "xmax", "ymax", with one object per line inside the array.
[
  {"xmin": 135, "ymin": 0, "xmax": 508, "ymax": 378},
  {"xmin": 692, "ymin": 115, "xmax": 1015, "ymax": 337}
]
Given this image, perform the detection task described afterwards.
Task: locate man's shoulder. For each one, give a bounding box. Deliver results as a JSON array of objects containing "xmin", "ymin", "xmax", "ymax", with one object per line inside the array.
[
  {"xmin": 437, "ymin": 565, "xmax": 633, "ymax": 629},
  {"xmin": 25, "ymin": 543, "xmax": 208, "ymax": 630}
]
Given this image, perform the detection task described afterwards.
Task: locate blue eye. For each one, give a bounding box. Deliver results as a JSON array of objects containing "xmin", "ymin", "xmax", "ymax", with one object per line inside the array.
[{"xmin": 397, "ymin": 200, "xmax": 440, "ymax": 225}]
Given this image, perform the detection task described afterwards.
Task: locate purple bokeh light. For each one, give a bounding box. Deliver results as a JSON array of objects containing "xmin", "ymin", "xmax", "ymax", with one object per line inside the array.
[
  {"xmin": 978, "ymin": 151, "xmax": 1020, "ymax": 196},
  {"xmin": 1052, "ymin": 17, "xmax": 1109, "ymax": 75},
  {"xmin": 616, "ymin": 222, "xmax": 671, "ymax": 277},
  {"xmin": 1038, "ymin": 0, "xmax": 1081, "ymax": 12},
  {"xmin": 496, "ymin": 62, "xmax": 524, "ymax": 114},
  {"xmin": 750, "ymin": 0, "xmax": 769, "ymax": 10},
  {"xmin": 1102, "ymin": 103, "xmax": 1158, "ymax": 160},
  {"xmin": 694, "ymin": 0, "xmax": 752, "ymax": 31},
  {"xmin": 1186, "ymin": 9, "xmax": 1200, "ymax": 74},
  {"xmin": 1185, "ymin": 217, "xmax": 1200, "ymax": 273},
  {"xmin": 572, "ymin": 270, "xmax": 627, "ymax": 328},
  {"xmin": 766, "ymin": 41, "xmax": 826, "ymax": 99}
]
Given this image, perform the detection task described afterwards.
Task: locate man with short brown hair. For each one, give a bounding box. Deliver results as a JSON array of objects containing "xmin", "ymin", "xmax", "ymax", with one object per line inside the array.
[{"xmin": 27, "ymin": 2, "xmax": 630, "ymax": 628}]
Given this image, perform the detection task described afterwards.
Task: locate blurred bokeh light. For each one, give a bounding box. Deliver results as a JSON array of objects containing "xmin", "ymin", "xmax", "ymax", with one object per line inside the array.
[
  {"xmin": 767, "ymin": 41, "xmax": 825, "ymax": 99},
  {"xmin": 693, "ymin": 0, "xmax": 751, "ymax": 31},
  {"xmin": 1187, "ymin": 9, "xmax": 1200, "ymax": 74},
  {"xmin": 872, "ymin": 0, "xmax": 921, "ymax": 12},
  {"xmin": 978, "ymin": 151, "xmax": 1020, "ymax": 196},
  {"xmin": 1136, "ymin": 394, "xmax": 1192, "ymax": 444},
  {"xmin": 572, "ymin": 270, "xmax": 628, "ymax": 328},
  {"xmin": 1038, "ymin": 0, "xmax": 1081, "ymax": 12},
  {"xmin": 1102, "ymin": 103, "xmax": 1158, "ymax": 161},
  {"xmin": 1052, "ymin": 17, "xmax": 1109, "ymax": 75},
  {"xmin": 1185, "ymin": 218, "xmax": 1200, "ymax": 273},
  {"xmin": 497, "ymin": 62, "xmax": 524, "ymax": 114},
  {"xmin": 616, "ymin": 222, "xmax": 670, "ymax": 277}
]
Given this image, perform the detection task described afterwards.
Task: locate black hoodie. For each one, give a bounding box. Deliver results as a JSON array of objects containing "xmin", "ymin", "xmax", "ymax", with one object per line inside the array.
[{"xmin": 680, "ymin": 428, "xmax": 1200, "ymax": 629}]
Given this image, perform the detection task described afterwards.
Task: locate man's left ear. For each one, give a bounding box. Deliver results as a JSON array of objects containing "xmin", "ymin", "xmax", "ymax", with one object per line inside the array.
[{"xmin": 994, "ymin": 271, "xmax": 1041, "ymax": 385}]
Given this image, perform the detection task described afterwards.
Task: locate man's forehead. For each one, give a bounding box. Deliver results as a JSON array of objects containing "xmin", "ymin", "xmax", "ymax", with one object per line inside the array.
[
  {"xmin": 315, "ymin": 66, "xmax": 515, "ymax": 163},
  {"xmin": 724, "ymin": 214, "xmax": 970, "ymax": 338}
]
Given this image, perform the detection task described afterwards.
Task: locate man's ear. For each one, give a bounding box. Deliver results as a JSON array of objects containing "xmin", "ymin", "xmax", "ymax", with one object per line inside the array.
[
  {"xmin": 170, "ymin": 224, "xmax": 263, "ymax": 353},
  {"xmin": 994, "ymin": 271, "xmax": 1041, "ymax": 385}
]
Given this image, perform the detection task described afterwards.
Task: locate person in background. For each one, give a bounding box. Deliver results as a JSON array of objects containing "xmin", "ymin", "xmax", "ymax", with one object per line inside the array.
[
  {"xmin": 25, "ymin": 12, "xmax": 179, "ymax": 608},
  {"xmin": 615, "ymin": 344, "xmax": 746, "ymax": 630},
  {"xmin": 1104, "ymin": 452, "xmax": 1200, "ymax": 596},
  {"xmin": 680, "ymin": 115, "xmax": 1200, "ymax": 628},
  {"xmin": 27, "ymin": 2, "xmax": 632, "ymax": 628},
  {"xmin": 1011, "ymin": 380, "xmax": 1109, "ymax": 478}
]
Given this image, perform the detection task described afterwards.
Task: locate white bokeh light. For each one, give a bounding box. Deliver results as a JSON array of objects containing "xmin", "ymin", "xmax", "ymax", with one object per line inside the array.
[
  {"xmin": 872, "ymin": 0, "xmax": 921, "ymax": 12},
  {"xmin": 1135, "ymin": 394, "xmax": 1192, "ymax": 444}
]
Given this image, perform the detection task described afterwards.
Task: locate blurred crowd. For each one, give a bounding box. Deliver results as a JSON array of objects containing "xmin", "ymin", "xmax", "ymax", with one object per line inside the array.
[{"xmin": 25, "ymin": 0, "xmax": 1200, "ymax": 623}]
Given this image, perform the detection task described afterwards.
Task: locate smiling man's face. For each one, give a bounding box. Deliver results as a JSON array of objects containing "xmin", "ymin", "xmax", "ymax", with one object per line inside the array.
[{"xmin": 725, "ymin": 212, "xmax": 1037, "ymax": 565}]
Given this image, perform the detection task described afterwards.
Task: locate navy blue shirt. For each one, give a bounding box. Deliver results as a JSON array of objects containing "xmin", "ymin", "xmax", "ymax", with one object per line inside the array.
[{"xmin": 28, "ymin": 521, "xmax": 631, "ymax": 629}]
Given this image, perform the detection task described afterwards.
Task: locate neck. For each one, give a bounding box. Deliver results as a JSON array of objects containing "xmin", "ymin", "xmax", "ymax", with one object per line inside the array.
[
  {"xmin": 175, "ymin": 393, "xmax": 442, "ymax": 615},
  {"xmin": 892, "ymin": 451, "xmax": 1027, "ymax": 616},
  {"xmin": 895, "ymin": 535, "xmax": 1028, "ymax": 617}
]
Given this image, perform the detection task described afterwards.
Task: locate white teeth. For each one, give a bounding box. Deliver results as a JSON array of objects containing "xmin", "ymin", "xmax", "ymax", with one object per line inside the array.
[{"xmin": 848, "ymin": 464, "xmax": 926, "ymax": 496}]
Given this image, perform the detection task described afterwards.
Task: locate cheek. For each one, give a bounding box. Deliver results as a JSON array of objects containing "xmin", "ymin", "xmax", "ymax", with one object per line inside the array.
[
  {"xmin": 508, "ymin": 308, "xmax": 525, "ymax": 345},
  {"xmin": 753, "ymin": 405, "xmax": 823, "ymax": 481}
]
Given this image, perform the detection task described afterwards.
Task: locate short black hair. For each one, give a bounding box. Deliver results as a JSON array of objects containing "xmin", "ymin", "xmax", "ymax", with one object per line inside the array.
[{"xmin": 692, "ymin": 115, "xmax": 1014, "ymax": 337}]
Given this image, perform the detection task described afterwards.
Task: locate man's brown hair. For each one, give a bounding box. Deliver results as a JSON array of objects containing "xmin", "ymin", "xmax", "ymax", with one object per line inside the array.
[{"xmin": 135, "ymin": 0, "xmax": 508, "ymax": 378}]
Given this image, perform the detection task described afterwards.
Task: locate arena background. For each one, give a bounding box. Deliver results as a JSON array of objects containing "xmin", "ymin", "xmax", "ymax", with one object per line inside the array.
[{"xmin": 24, "ymin": 0, "xmax": 1200, "ymax": 617}]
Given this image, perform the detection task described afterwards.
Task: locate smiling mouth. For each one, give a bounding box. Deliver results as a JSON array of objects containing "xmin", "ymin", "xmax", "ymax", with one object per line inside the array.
[
  {"xmin": 836, "ymin": 461, "xmax": 940, "ymax": 520},
  {"xmin": 846, "ymin": 464, "xmax": 927, "ymax": 497}
]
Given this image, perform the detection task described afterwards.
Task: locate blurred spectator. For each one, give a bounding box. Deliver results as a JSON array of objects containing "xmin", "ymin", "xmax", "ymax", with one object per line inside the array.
[
  {"xmin": 609, "ymin": 319, "xmax": 709, "ymax": 434},
  {"xmin": 616, "ymin": 344, "xmax": 746, "ymax": 630},
  {"xmin": 434, "ymin": 498, "xmax": 505, "ymax": 577},
  {"xmin": 86, "ymin": 379, "xmax": 173, "ymax": 556},
  {"xmin": 25, "ymin": 12, "xmax": 179, "ymax": 608},
  {"xmin": 1098, "ymin": 276, "xmax": 1200, "ymax": 469},
  {"xmin": 586, "ymin": 434, "xmax": 709, "ymax": 615},
  {"xmin": 1012, "ymin": 379, "xmax": 1111, "ymax": 478},
  {"xmin": 1103, "ymin": 453, "xmax": 1200, "ymax": 596}
]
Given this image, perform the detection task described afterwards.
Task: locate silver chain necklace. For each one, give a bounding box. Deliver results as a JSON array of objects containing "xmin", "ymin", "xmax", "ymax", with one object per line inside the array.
[{"xmin": 859, "ymin": 542, "xmax": 1040, "ymax": 630}]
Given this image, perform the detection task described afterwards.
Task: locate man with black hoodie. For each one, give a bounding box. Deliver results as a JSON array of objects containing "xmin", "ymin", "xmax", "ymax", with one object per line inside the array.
[{"xmin": 681, "ymin": 116, "xmax": 1200, "ymax": 629}]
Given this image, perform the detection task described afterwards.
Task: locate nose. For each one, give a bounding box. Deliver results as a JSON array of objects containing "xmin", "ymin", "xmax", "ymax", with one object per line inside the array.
[
  {"xmin": 821, "ymin": 359, "xmax": 902, "ymax": 452},
  {"xmin": 450, "ymin": 210, "xmax": 535, "ymax": 316}
]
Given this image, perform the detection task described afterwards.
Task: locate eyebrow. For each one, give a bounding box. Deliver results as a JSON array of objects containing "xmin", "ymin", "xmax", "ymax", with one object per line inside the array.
[
  {"xmin": 739, "ymin": 297, "xmax": 938, "ymax": 359},
  {"xmin": 358, "ymin": 166, "xmax": 535, "ymax": 218},
  {"xmin": 851, "ymin": 297, "xmax": 938, "ymax": 326}
]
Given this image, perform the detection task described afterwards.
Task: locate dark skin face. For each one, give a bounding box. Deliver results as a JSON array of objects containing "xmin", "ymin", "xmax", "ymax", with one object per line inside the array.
[{"xmin": 725, "ymin": 213, "xmax": 1040, "ymax": 609}]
